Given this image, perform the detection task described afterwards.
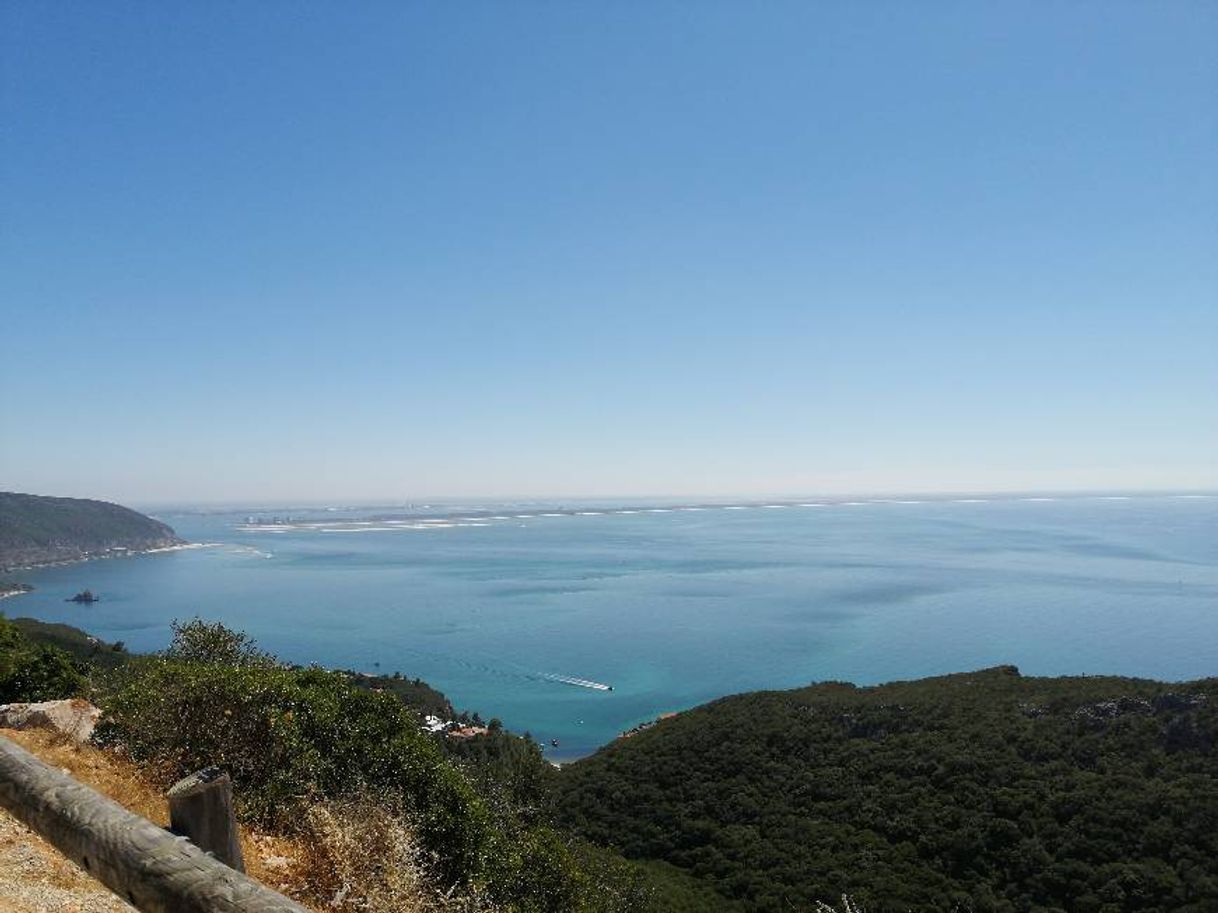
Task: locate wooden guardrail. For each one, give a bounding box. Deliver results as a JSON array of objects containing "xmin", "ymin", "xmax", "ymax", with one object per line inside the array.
[{"xmin": 0, "ymin": 735, "xmax": 309, "ymax": 913}]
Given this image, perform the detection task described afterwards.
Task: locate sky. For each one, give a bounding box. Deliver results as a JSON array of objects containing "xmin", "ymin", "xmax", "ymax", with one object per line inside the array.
[{"xmin": 2, "ymin": 2, "xmax": 1215, "ymax": 505}]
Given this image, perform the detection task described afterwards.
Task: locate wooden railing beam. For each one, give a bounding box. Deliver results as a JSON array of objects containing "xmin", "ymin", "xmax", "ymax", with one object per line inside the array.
[{"xmin": 0, "ymin": 735, "xmax": 308, "ymax": 913}]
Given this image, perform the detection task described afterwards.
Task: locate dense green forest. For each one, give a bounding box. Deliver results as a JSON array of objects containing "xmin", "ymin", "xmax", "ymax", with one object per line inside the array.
[
  {"xmin": 552, "ymin": 666, "xmax": 1218, "ymax": 913},
  {"xmin": 0, "ymin": 491, "xmax": 183, "ymax": 570}
]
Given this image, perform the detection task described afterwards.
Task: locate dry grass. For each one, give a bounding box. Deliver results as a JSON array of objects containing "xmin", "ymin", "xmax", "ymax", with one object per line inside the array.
[
  {"xmin": 2, "ymin": 728, "xmax": 167, "ymax": 827},
  {"xmin": 297, "ymin": 800, "xmax": 498, "ymax": 913},
  {"xmin": 1, "ymin": 730, "xmax": 500, "ymax": 913}
]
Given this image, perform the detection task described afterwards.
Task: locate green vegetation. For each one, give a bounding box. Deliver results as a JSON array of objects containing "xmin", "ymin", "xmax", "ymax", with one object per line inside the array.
[
  {"xmin": 348, "ymin": 669, "xmax": 455, "ymax": 721},
  {"xmin": 9, "ymin": 616, "xmax": 129, "ymax": 669},
  {"xmin": 15, "ymin": 612, "xmax": 1210, "ymax": 912},
  {"xmin": 443, "ymin": 721, "xmax": 553, "ymax": 824},
  {"xmin": 0, "ymin": 491, "xmax": 183, "ymax": 570},
  {"xmin": 0, "ymin": 615, "xmax": 87, "ymax": 702},
  {"xmin": 81, "ymin": 619, "xmax": 703, "ymax": 911},
  {"xmin": 94, "ymin": 621, "xmax": 493, "ymax": 887},
  {"xmin": 551, "ymin": 666, "xmax": 1218, "ymax": 913}
]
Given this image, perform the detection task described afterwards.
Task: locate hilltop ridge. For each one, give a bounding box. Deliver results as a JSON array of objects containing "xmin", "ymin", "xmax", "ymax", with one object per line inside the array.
[{"xmin": 0, "ymin": 492, "xmax": 183, "ymax": 572}]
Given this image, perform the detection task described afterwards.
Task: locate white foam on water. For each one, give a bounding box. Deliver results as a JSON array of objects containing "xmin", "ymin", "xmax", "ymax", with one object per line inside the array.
[
  {"xmin": 540, "ymin": 673, "xmax": 612, "ymax": 692},
  {"xmin": 229, "ymin": 545, "xmax": 273, "ymax": 559},
  {"xmin": 319, "ymin": 526, "xmax": 404, "ymax": 533}
]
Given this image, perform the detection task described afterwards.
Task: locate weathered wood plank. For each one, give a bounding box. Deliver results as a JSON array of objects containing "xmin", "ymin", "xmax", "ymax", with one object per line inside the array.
[
  {"xmin": 0, "ymin": 735, "xmax": 308, "ymax": 913},
  {"xmin": 168, "ymin": 767, "xmax": 245, "ymax": 872}
]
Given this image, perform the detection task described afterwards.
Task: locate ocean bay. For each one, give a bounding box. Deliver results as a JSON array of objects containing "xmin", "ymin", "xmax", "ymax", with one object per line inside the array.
[{"xmin": 10, "ymin": 494, "xmax": 1217, "ymax": 760}]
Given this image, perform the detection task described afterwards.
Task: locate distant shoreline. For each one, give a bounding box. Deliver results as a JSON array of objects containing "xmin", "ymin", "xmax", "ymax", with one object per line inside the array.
[
  {"xmin": 229, "ymin": 491, "xmax": 1218, "ymax": 535},
  {"xmin": 1, "ymin": 542, "xmax": 217, "ymax": 575}
]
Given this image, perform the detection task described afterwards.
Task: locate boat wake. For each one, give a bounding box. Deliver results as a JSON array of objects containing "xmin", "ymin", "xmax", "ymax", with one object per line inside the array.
[{"xmin": 538, "ymin": 673, "xmax": 613, "ymax": 692}]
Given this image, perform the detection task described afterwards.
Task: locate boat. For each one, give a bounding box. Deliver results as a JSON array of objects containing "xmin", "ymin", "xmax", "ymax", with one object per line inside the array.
[{"xmin": 68, "ymin": 590, "xmax": 99, "ymax": 604}]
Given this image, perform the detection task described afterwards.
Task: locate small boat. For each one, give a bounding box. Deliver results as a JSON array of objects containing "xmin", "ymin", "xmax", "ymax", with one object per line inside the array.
[
  {"xmin": 68, "ymin": 590, "xmax": 99, "ymax": 604},
  {"xmin": 551, "ymin": 738, "xmax": 560, "ymax": 747}
]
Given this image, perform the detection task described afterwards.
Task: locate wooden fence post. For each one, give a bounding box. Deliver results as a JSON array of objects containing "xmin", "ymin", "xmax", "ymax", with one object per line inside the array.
[
  {"xmin": 168, "ymin": 767, "xmax": 245, "ymax": 872},
  {"xmin": 0, "ymin": 735, "xmax": 308, "ymax": 913}
]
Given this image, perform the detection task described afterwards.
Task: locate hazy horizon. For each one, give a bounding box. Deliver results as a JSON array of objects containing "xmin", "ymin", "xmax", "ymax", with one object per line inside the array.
[
  {"xmin": 6, "ymin": 484, "xmax": 1217, "ymax": 515},
  {"xmin": 3, "ymin": 3, "xmax": 1215, "ymax": 503}
]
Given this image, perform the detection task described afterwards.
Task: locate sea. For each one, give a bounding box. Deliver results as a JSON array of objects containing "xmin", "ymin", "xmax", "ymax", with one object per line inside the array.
[{"xmin": 7, "ymin": 493, "xmax": 1216, "ymax": 761}]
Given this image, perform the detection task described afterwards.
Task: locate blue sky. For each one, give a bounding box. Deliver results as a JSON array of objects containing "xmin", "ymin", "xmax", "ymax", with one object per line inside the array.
[{"xmin": 2, "ymin": 2, "xmax": 1215, "ymax": 504}]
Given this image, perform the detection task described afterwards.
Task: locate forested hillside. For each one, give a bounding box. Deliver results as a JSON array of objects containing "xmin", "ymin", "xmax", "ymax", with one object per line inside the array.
[
  {"xmin": 552, "ymin": 666, "xmax": 1218, "ymax": 913},
  {"xmin": 0, "ymin": 492, "xmax": 183, "ymax": 570}
]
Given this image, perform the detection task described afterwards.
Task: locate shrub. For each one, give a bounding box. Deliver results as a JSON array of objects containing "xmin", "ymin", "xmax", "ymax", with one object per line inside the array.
[
  {"xmin": 90, "ymin": 620, "xmax": 668, "ymax": 912},
  {"xmin": 300, "ymin": 798, "xmax": 505, "ymax": 912},
  {"xmin": 0, "ymin": 615, "xmax": 85, "ymax": 703},
  {"xmin": 94, "ymin": 625, "xmax": 493, "ymax": 886},
  {"xmin": 163, "ymin": 617, "xmax": 274, "ymax": 666}
]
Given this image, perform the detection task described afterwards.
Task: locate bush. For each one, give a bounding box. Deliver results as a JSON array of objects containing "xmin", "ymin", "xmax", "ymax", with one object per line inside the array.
[
  {"xmin": 300, "ymin": 798, "xmax": 502, "ymax": 912},
  {"xmin": 90, "ymin": 620, "xmax": 640, "ymax": 912},
  {"xmin": 94, "ymin": 623, "xmax": 493, "ymax": 887},
  {"xmin": 163, "ymin": 618, "xmax": 274, "ymax": 666},
  {"xmin": 0, "ymin": 615, "xmax": 85, "ymax": 703}
]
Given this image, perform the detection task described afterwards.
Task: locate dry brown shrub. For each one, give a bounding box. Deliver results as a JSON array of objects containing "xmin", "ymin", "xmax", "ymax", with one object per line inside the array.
[{"xmin": 297, "ymin": 799, "xmax": 498, "ymax": 913}]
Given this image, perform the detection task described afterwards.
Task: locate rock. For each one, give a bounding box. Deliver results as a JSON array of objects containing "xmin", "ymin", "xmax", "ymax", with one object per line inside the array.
[{"xmin": 0, "ymin": 699, "xmax": 101, "ymax": 742}]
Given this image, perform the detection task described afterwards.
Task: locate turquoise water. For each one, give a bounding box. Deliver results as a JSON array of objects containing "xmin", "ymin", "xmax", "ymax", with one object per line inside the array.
[{"xmin": 7, "ymin": 494, "xmax": 1217, "ymax": 760}]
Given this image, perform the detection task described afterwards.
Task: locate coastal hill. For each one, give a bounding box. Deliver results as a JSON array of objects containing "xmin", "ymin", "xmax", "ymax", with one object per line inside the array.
[
  {"xmin": 0, "ymin": 492, "xmax": 183, "ymax": 571},
  {"xmin": 5, "ymin": 612, "xmax": 1216, "ymax": 911},
  {"xmin": 552, "ymin": 666, "xmax": 1218, "ymax": 913}
]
